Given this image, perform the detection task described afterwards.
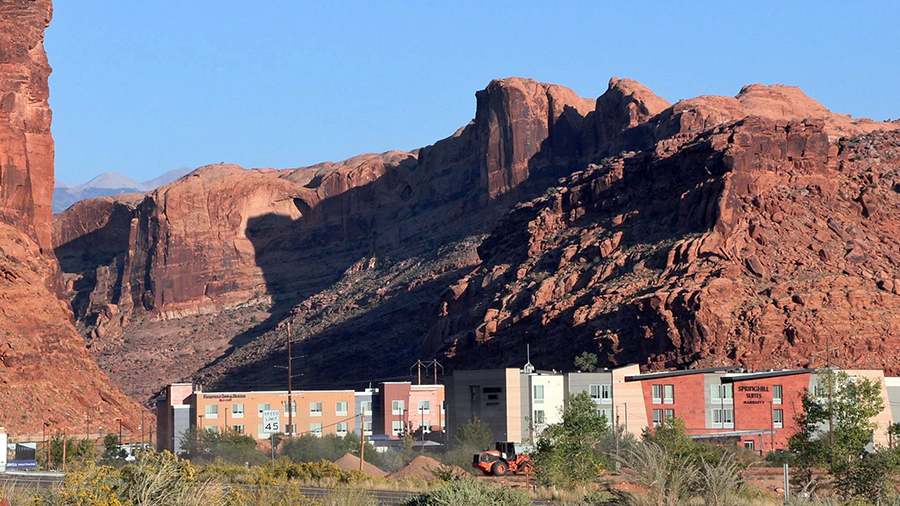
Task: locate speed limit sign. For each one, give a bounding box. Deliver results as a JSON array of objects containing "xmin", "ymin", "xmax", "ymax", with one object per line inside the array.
[{"xmin": 262, "ymin": 410, "xmax": 281, "ymax": 433}]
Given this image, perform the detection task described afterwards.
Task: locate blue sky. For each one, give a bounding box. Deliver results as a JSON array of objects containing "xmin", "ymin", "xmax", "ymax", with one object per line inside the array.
[{"xmin": 46, "ymin": 1, "xmax": 900, "ymax": 185}]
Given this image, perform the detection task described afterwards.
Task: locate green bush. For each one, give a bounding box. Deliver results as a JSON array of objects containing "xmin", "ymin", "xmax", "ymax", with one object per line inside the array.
[
  {"xmin": 179, "ymin": 427, "xmax": 268, "ymax": 466},
  {"xmin": 765, "ymin": 449, "xmax": 796, "ymax": 467},
  {"xmin": 402, "ymin": 477, "xmax": 531, "ymax": 506},
  {"xmin": 280, "ymin": 433, "xmax": 401, "ymax": 472},
  {"xmin": 36, "ymin": 434, "xmax": 96, "ymax": 470}
]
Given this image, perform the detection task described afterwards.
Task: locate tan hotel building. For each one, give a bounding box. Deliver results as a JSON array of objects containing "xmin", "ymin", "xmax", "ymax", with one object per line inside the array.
[{"xmin": 157, "ymin": 384, "xmax": 357, "ymax": 452}]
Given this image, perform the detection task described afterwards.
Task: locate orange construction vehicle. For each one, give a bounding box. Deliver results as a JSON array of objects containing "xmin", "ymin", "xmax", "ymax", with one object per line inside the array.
[{"xmin": 472, "ymin": 442, "xmax": 533, "ymax": 476}]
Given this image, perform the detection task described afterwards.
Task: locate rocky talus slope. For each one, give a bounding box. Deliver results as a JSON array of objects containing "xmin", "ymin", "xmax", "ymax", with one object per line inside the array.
[
  {"xmin": 53, "ymin": 75, "xmax": 899, "ymax": 400},
  {"xmin": 0, "ymin": 0, "xmax": 146, "ymax": 436}
]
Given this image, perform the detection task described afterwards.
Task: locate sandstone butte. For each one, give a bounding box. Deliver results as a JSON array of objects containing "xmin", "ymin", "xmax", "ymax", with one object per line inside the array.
[
  {"xmin": 53, "ymin": 79, "xmax": 899, "ymax": 398},
  {"xmin": 0, "ymin": 0, "xmax": 146, "ymax": 437}
]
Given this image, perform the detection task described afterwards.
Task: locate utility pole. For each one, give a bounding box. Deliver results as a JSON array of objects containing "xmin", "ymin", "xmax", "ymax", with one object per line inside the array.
[
  {"xmin": 615, "ymin": 407, "xmax": 620, "ymax": 471},
  {"xmin": 410, "ymin": 360, "xmax": 424, "ymax": 385},
  {"xmin": 427, "ymin": 360, "xmax": 444, "ymax": 385},
  {"xmin": 420, "ymin": 403, "xmax": 426, "ymax": 451},
  {"xmin": 45, "ymin": 424, "xmax": 50, "ymax": 471},
  {"xmin": 359, "ymin": 412, "xmax": 365, "ymax": 472},
  {"xmin": 288, "ymin": 322, "xmax": 293, "ymax": 437}
]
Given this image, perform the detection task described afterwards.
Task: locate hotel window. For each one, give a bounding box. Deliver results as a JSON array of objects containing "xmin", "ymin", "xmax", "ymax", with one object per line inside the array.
[
  {"xmin": 419, "ymin": 420, "xmax": 431, "ymax": 433},
  {"xmin": 590, "ymin": 384, "xmax": 602, "ymax": 399},
  {"xmin": 665, "ymin": 409, "xmax": 675, "ymax": 420},
  {"xmin": 418, "ymin": 400, "xmax": 430, "ymax": 414},
  {"xmin": 310, "ymin": 402, "xmax": 323, "ymax": 416},
  {"xmin": 282, "ymin": 401, "xmax": 296, "ymax": 415},
  {"xmin": 392, "ymin": 421, "xmax": 404, "ymax": 436},
  {"xmin": 534, "ymin": 410, "xmax": 546, "ymax": 425},
  {"xmin": 336, "ymin": 422, "xmax": 348, "ymax": 436},
  {"xmin": 361, "ymin": 401, "xmax": 373, "ymax": 414},
  {"xmin": 774, "ymin": 409, "xmax": 784, "ymax": 429},
  {"xmin": 773, "ymin": 385, "xmax": 783, "ymax": 405},
  {"xmin": 533, "ymin": 385, "xmax": 545, "ymax": 402},
  {"xmin": 205, "ymin": 404, "xmax": 218, "ymax": 419},
  {"xmin": 744, "ymin": 440, "xmax": 755, "ymax": 451},
  {"xmin": 597, "ymin": 408, "xmax": 613, "ymax": 426},
  {"xmin": 285, "ymin": 424, "xmax": 296, "ymax": 436},
  {"xmin": 813, "ymin": 384, "xmax": 824, "ymax": 397},
  {"xmin": 257, "ymin": 403, "xmax": 270, "ymax": 416},
  {"xmin": 310, "ymin": 423, "xmax": 323, "ymax": 437},
  {"xmin": 336, "ymin": 401, "xmax": 348, "ymax": 416},
  {"xmin": 711, "ymin": 384, "xmax": 733, "ymax": 403},
  {"xmin": 364, "ymin": 421, "xmax": 373, "ymax": 435},
  {"xmin": 231, "ymin": 425, "xmax": 244, "ymax": 434},
  {"xmin": 600, "ymin": 385, "xmax": 612, "ymax": 404},
  {"xmin": 207, "ymin": 425, "xmax": 218, "ymax": 433},
  {"xmin": 663, "ymin": 384, "xmax": 674, "ymax": 404},
  {"xmin": 652, "ymin": 385, "xmax": 663, "ymax": 404},
  {"xmin": 713, "ymin": 409, "xmax": 734, "ymax": 429},
  {"xmin": 652, "ymin": 409, "xmax": 664, "ymax": 427},
  {"xmin": 232, "ymin": 403, "xmax": 244, "ymax": 418},
  {"xmin": 392, "ymin": 400, "xmax": 405, "ymax": 415}
]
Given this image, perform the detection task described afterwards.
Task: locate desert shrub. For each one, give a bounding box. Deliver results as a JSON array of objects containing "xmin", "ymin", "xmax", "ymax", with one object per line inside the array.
[
  {"xmin": 0, "ymin": 481, "xmax": 41, "ymax": 506},
  {"xmin": 264, "ymin": 457, "xmax": 366, "ymax": 483},
  {"xmin": 401, "ymin": 477, "xmax": 531, "ymax": 506},
  {"xmin": 222, "ymin": 482, "xmax": 317, "ymax": 506},
  {"xmin": 320, "ymin": 486, "xmax": 379, "ymax": 506},
  {"xmin": 765, "ymin": 449, "xmax": 796, "ymax": 467},
  {"xmin": 697, "ymin": 453, "xmax": 744, "ymax": 506},
  {"xmin": 31, "ymin": 451, "xmax": 223, "ymax": 506},
  {"xmin": 619, "ymin": 442, "xmax": 698, "ymax": 506}
]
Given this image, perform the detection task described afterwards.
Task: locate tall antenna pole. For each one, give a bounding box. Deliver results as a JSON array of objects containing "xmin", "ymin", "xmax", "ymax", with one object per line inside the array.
[
  {"xmin": 288, "ymin": 322, "xmax": 293, "ymax": 437},
  {"xmin": 418, "ymin": 360, "xmax": 422, "ymax": 385}
]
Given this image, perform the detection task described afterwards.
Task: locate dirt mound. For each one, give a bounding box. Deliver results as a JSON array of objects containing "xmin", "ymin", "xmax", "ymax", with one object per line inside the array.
[
  {"xmin": 389, "ymin": 455, "xmax": 467, "ymax": 481},
  {"xmin": 333, "ymin": 453, "xmax": 388, "ymax": 478}
]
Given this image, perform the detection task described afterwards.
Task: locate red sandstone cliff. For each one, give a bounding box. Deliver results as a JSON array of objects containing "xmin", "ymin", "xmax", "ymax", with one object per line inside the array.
[
  {"xmin": 52, "ymin": 76, "xmax": 899, "ymax": 400},
  {"xmin": 52, "ymin": 79, "xmax": 599, "ymax": 399},
  {"xmin": 0, "ymin": 0, "xmax": 146, "ymax": 437},
  {"xmin": 427, "ymin": 82, "xmax": 900, "ymax": 375}
]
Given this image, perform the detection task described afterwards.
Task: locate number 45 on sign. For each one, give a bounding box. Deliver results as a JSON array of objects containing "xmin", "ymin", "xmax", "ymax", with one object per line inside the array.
[{"xmin": 262, "ymin": 410, "xmax": 281, "ymax": 433}]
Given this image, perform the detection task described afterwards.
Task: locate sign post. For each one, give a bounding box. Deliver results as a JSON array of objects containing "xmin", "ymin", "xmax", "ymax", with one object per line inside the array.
[{"xmin": 262, "ymin": 410, "xmax": 281, "ymax": 465}]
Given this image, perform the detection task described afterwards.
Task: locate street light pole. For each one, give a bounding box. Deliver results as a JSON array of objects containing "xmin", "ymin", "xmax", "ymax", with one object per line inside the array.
[{"xmin": 288, "ymin": 322, "xmax": 293, "ymax": 437}]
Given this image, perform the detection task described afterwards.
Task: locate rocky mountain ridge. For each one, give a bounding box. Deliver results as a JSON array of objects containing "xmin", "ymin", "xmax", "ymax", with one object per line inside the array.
[
  {"xmin": 53, "ymin": 167, "xmax": 192, "ymax": 213},
  {"xmin": 0, "ymin": 0, "xmax": 147, "ymax": 436},
  {"xmin": 53, "ymin": 76, "xmax": 899, "ymax": 402}
]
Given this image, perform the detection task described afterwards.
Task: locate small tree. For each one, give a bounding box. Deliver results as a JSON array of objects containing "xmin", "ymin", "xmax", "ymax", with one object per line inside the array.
[
  {"xmin": 453, "ymin": 417, "xmax": 493, "ymax": 451},
  {"xmin": 788, "ymin": 369, "xmax": 885, "ymax": 499},
  {"xmin": 103, "ymin": 434, "xmax": 125, "ymax": 463},
  {"xmin": 532, "ymin": 391, "xmax": 609, "ymax": 487},
  {"xmin": 574, "ymin": 351, "xmax": 598, "ymax": 372}
]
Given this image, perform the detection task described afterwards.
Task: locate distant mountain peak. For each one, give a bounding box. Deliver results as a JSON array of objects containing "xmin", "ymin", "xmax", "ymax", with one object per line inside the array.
[{"xmin": 53, "ymin": 167, "xmax": 195, "ymax": 214}]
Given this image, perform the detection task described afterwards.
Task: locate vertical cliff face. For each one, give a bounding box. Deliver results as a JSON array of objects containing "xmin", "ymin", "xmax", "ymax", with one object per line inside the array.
[
  {"xmin": 475, "ymin": 78, "xmax": 596, "ymax": 198},
  {"xmin": 0, "ymin": 0, "xmax": 147, "ymax": 436},
  {"xmin": 0, "ymin": 1, "xmax": 55, "ymax": 253},
  {"xmin": 55, "ymin": 79, "xmax": 598, "ymax": 327}
]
